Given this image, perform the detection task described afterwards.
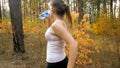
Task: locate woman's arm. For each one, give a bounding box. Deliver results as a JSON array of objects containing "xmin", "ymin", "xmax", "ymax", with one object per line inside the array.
[{"xmin": 52, "ymin": 23, "xmax": 78, "ymax": 68}]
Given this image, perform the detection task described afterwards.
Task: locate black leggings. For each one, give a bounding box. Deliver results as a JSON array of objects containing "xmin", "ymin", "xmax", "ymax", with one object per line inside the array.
[{"xmin": 47, "ymin": 57, "xmax": 68, "ymax": 68}]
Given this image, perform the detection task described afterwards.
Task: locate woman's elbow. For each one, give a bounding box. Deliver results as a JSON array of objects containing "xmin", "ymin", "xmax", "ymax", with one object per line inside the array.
[
  {"xmin": 74, "ymin": 41, "xmax": 78, "ymax": 50},
  {"xmin": 71, "ymin": 40, "xmax": 78, "ymax": 50}
]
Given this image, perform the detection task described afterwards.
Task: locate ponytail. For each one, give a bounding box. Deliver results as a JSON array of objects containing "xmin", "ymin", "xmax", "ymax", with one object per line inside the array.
[{"xmin": 65, "ymin": 5, "xmax": 72, "ymax": 27}]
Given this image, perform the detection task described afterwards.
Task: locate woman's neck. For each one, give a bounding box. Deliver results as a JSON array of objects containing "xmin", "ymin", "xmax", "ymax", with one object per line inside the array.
[{"xmin": 54, "ymin": 14, "xmax": 63, "ymax": 21}]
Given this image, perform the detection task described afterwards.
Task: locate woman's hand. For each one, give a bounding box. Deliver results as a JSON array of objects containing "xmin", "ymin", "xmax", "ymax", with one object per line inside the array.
[
  {"xmin": 67, "ymin": 64, "xmax": 74, "ymax": 68},
  {"xmin": 45, "ymin": 17, "xmax": 51, "ymax": 27}
]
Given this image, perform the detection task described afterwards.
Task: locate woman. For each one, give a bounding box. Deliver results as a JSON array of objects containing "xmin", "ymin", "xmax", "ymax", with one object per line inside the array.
[{"xmin": 45, "ymin": 0, "xmax": 78, "ymax": 68}]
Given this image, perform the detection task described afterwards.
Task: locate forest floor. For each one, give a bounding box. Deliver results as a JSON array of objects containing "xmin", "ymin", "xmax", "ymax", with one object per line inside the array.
[
  {"xmin": 0, "ymin": 55, "xmax": 26, "ymax": 68},
  {"xmin": 0, "ymin": 33, "xmax": 120, "ymax": 68},
  {"xmin": 0, "ymin": 33, "xmax": 47, "ymax": 68},
  {"xmin": 0, "ymin": 54, "xmax": 41, "ymax": 68}
]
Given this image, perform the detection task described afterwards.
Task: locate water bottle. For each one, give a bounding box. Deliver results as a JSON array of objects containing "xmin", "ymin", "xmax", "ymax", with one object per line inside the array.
[{"xmin": 39, "ymin": 10, "xmax": 51, "ymax": 19}]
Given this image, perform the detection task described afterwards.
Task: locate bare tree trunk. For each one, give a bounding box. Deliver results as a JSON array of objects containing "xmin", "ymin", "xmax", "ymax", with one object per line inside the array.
[
  {"xmin": 29, "ymin": 0, "xmax": 33, "ymax": 23},
  {"xmin": 2, "ymin": 0, "xmax": 4, "ymax": 20},
  {"xmin": 67, "ymin": 0, "xmax": 69, "ymax": 3},
  {"xmin": 73, "ymin": 0, "xmax": 76, "ymax": 11},
  {"xmin": 9, "ymin": 0, "xmax": 25, "ymax": 53},
  {"xmin": 88, "ymin": 7, "xmax": 92, "ymax": 23},
  {"xmin": 0, "ymin": 0, "xmax": 2, "ymax": 23},
  {"xmin": 97, "ymin": 0, "xmax": 100, "ymax": 16},
  {"xmin": 23, "ymin": 0, "xmax": 26, "ymax": 20},
  {"xmin": 103, "ymin": 0, "xmax": 107, "ymax": 14},
  {"xmin": 114, "ymin": 0, "xmax": 117, "ymax": 18},
  {"xmin": 77, "ymin": 0, "xmax": 84, "ymax": 23},
  {"xmin": 119, "ymin": 0, "xmax": 120, "ymax": 18},
  {"xmin": 110, "ymin": 0, "xmax": 113, "ymax": 15},
  {"xmin": 66, "ymin": 0, "xmax": 70, "ymax": 10}
]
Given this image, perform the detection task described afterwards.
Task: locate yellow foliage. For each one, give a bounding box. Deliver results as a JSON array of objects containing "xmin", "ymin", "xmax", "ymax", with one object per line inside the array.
[
  {"xmin": 88, "ymin": 58, "xmax": 93, "ymax": 64},
  {"xmin": 84, "ymin": 34, "xmax": 90, "ymax": 39},
  {"xmin": 23, "ymin": 23, "xmax": 41, "ymax": 34},
  {"xmin": 83, "ymin": 14, "xmax": 88, "ymax": 22},
  {"xmin": 91, "ymin": 14, "xmax": 120, "ymax": 36},
  {"xmin": 71, "ymin": 11, "xmax": 79, "ymax": 21},
  {"xmin": 83, "ymin": 22, "xmax": 91, "ymax": 30},
  {"xmin": 0, "ymin": 22, "xmax": 12, "ymax": 33},
  {"xmin": 0, "ymin": 21, "xmax": 46, "ymax": 34},
  {"xmin": 72, "ymin": 14, "xmax": 94, "ymax": 65}
]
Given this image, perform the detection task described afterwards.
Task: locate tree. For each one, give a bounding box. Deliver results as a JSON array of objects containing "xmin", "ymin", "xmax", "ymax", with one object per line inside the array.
[
  {"xmin": 67, "ymin": 0, "xmax": 69, "ymax": 3},
  {"xmin": 103, "ymin": 0, "xmax": 107, "ymax": 14},
  {"xmin": 97, "ymin": 0, "xmax": 100, "ymax": 16},
  {"xmin": 110, "ymin": 0, "xmax": 113, "ymax": 15},
  {"xmin": 22, "ymin": 0, "xmax": 28, "ymax": 20},
  {"xmin": 119, "ymin": 0, "xmax": 120, "ymax": 18},
  {"xmin": 0, "ymin": 0, "xmax": 2, "ymax": 23},
  {"xmin": 77, "ymin": 0, "xmax": 84, "ymax": 23},
  {"xmin": 8, "ymin": 0, "xmax": 25, "ymax": 53}
]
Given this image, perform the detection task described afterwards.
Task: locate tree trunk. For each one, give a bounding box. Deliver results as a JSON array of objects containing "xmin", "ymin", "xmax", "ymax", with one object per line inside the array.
[
  {"xmin": 97, "ymin": 0, "xmax": 100, "ymax": 16},
  {"xmin": 77, "ymin": 0, "xmax": 84, "ymax": 23},
  {"xmin": 67, "ymin": 0, "xmax": 69, "ymax": 4},
  {"xmin": 73, "ymin": 0, "xmax": 77, "ymax": 11},
  {"xmin": 88, "ymin": 7, "xmax": 92, "ymax": 23},
  {"xmin": 110, "ymin": 0, "xmax": 113, "ymax": 15},
  {"xmin": 8, "ymin": 0, "xmax": 25, "ymax": 53},
  {"xmin": 2, "ymin": 0, "xmax": 4, "ymax": 20},
  {"xmin": 0, "ymin": 0, "xmax": 2, "ymax": 23},
  {"xmin": 67, "ymin": 0, "xmax": 70, "ymax": 10},
  {"xmin": 103, "ymin": 0, "xmax": 107, "ymax": 14},
  {"xmin": 23, "ymin": 0, "xmax": 26, "ymax": 20},
  {"xmin": 113, "ymin": 0, "xmax": 117, "ymax": 17},
  {"xmin": 119, "ymin": 0, "xmax": 120, "ymax": 18}
]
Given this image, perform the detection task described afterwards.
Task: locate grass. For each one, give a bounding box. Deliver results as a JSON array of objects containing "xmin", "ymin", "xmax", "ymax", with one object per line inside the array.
[
  {"xmin": 0, "ymin": 33, "xmax": 47, "ymax": 68},
  {"xmin": 89, "ymin": 35, "xmax": 120, "ymax": 68}
]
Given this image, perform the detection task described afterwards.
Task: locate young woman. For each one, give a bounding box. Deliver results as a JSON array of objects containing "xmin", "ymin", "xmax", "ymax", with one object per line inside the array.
[{"xmin": 45, "ymin": 0, "xmax": 78, "ymax": 68}]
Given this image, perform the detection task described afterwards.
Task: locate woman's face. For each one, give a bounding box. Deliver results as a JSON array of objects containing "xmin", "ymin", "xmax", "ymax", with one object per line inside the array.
[{"xmin": 49, "ymin": 5, "xmax": 53, "ymax": 16}]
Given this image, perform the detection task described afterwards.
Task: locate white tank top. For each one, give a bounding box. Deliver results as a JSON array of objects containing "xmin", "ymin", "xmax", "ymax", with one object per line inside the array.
[{"xmin": 45, "ymin": 21, "xmax": 67, "ymax": 63}]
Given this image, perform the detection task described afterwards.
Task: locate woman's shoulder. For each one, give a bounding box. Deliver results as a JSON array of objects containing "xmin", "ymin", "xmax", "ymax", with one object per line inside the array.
[
  {"xmin": 51, "ymin": 22, "xmax": 61, "ymax": 29},
  {"xmin": 52, "ymin": 20, "xmax": 66, "ymax": 28}
]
